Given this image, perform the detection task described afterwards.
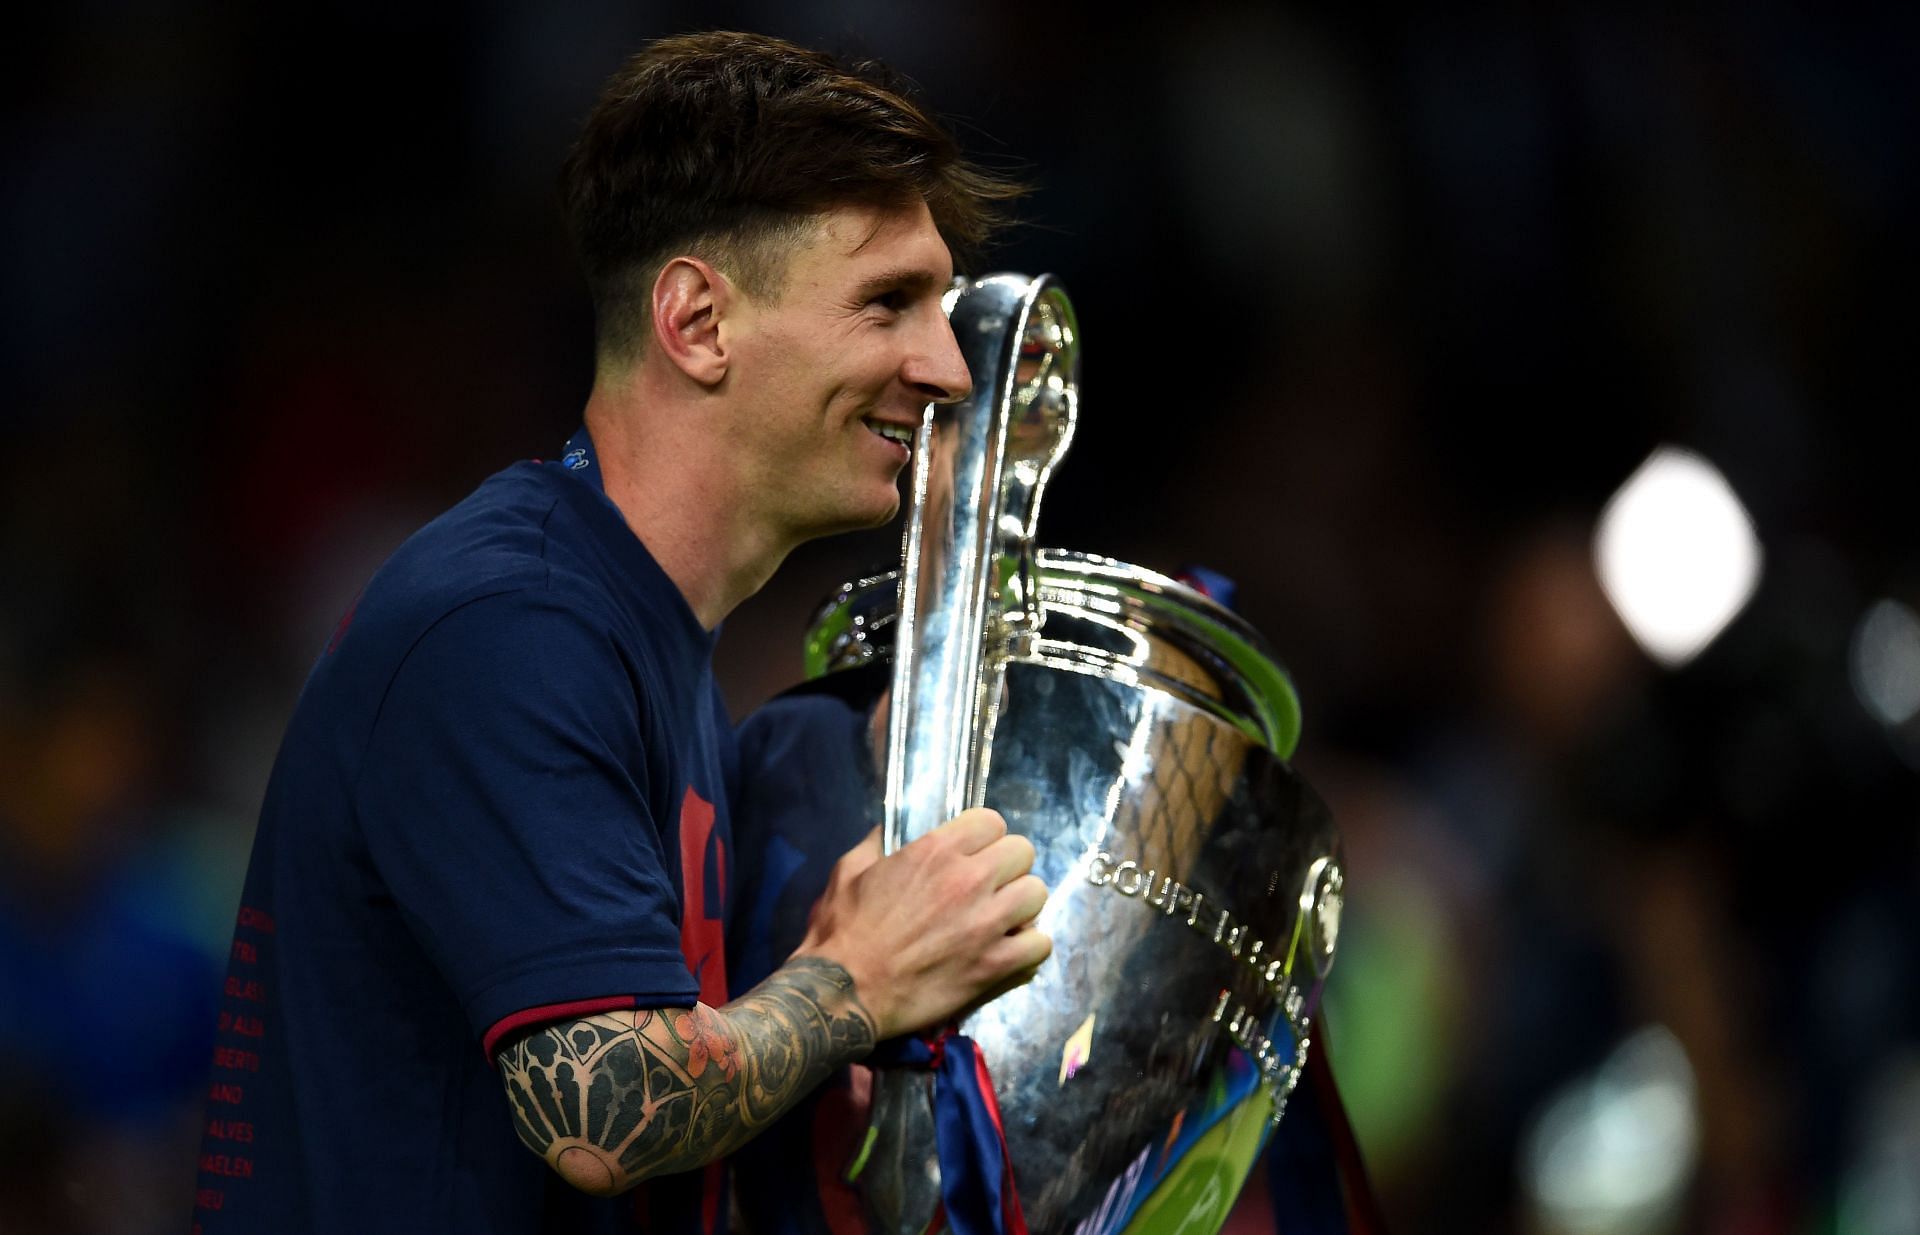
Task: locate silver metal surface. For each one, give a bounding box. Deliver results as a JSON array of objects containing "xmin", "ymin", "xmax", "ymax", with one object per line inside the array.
[
  {"xmin": 819, "ymin": 553, "xmax": 1303, "ymax": 759},
  {"xmin": 967, "ymin": 666, "xmax": 1337, "ymax": 1233},
  {"xmin": 856, "ymin": 274, "xmax": 1342, "ymax": 1235},
  {"xmin": 883, "ymin": 275, "xmax": 1080, "ymax": 855}
]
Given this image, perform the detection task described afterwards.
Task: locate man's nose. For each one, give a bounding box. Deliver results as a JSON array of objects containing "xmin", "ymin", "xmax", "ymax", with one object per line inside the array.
[{"xmin": 907, "ymin": 318, "xmax": 973, "ymax": 406}]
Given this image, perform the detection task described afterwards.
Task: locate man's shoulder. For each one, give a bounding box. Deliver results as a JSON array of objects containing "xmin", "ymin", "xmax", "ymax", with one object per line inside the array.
[
  {"xmin": 383, "ymin": 461, "xmax": 562, "ymax": 600},
  {"xmin": 307, "ymin": 454, "xmax": 698, "ymax": 729},
  {"xmin": 328, "ymin": 462, "xmax": 598, "ymax": 666}
]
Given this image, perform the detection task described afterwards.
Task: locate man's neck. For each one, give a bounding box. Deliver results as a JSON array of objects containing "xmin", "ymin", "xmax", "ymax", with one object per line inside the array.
[{"xmin": 581, "ymin": 381, "xmax": 793, "ymax": 631}]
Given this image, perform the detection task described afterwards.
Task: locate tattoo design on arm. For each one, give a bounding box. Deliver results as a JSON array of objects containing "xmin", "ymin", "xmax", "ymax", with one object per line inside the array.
[{"xmin": 497, "ymin": 957, "xmax": 877, "ymax": 1194}]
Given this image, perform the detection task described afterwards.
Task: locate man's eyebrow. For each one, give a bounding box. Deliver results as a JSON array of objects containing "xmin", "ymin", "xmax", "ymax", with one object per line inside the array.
[{"xmin": 850, "ymin": 267, "xmax": 944, "ymax": 299}]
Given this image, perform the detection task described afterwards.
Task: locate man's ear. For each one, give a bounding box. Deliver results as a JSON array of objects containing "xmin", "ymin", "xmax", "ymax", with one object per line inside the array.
[{"xmin": 650, "ymin": 257, "xmax": 733, "ymax": 386}]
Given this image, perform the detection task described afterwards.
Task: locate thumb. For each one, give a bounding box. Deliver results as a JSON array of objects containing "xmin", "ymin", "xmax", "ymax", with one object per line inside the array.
[{"xmin": 839, "ymin": 825, "xmax": 884, "ymax": 877}]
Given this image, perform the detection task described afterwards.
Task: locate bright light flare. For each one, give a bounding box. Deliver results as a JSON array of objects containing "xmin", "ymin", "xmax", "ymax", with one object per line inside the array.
[
  {"xmin": 1522, "ymin": 1025, "xmax": 1700, "ymax": 1235},
  {"xmin": 1593, "ymin": 447, "xmax": 1762, "ymax": 668},
  {"xmin": 1850, "ymin": 599, "xmax": 1920, "ymax": 728}
]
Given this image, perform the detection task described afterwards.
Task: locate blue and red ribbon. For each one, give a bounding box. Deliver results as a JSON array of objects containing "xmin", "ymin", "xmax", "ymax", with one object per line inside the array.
[{"xmin": 870, "ymin": 1028, "xmax": 1029, "ymax": 1235}]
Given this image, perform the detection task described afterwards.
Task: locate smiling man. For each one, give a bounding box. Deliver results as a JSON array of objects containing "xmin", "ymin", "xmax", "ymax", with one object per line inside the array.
[
  {"xmin": 586, "ymin": 198, "xmax": 969, "ymax": 624},
  {"xmin": 192, "ymin": 32, "xmax": 1048, "ymax": 1235}
]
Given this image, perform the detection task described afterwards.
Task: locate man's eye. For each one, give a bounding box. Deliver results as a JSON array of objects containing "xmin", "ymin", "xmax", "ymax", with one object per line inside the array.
[{"xmin": 871, "ymin": 290, "xmax": 909, "ymax": 312}]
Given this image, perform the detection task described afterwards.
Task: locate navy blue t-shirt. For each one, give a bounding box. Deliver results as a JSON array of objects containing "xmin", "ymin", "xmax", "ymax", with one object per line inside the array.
[{"xmin": 193, "ymin": 429, "xmax": 737, "ymax": 1234}]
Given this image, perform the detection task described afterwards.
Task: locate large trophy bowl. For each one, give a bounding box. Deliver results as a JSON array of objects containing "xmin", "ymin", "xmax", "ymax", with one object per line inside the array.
[{"xmin": 809, "ymin": 275, "xmax": 1344, "ymax": 1235}]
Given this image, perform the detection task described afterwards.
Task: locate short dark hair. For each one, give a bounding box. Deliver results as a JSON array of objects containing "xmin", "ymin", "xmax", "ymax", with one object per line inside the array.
[{"xmin": 561, "ymin": 31, "xmax": 1025, "ymax": 363}]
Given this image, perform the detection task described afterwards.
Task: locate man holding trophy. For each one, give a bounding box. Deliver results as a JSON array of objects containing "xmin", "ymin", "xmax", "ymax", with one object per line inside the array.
[{"xmin": 193, "ymin": 29, "xmax": 1361, "ymax": 1235}]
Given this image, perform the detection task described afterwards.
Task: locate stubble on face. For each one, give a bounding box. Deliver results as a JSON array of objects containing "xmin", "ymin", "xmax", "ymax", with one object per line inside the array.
[{"xmin": 723, "ymin": 201, "xmax": 962, "ymax": 544}]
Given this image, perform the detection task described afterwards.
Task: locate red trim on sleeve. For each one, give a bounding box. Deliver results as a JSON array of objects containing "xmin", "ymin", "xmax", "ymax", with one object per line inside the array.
[{"xmin": 482, "ymin": 995, "xmax": 641, "ymax": 1063}]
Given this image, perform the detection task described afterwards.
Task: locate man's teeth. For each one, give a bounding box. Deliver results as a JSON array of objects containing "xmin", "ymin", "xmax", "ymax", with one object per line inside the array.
[{"xmin": 866, "ymin": 420, "xmax": 914, "ymax": 446}]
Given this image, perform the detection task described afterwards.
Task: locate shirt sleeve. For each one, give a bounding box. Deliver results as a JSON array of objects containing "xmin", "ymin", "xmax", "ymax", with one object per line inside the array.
[{"xmin": 354, "ymin": 588, "xmax": 698, "ymax": 1056}]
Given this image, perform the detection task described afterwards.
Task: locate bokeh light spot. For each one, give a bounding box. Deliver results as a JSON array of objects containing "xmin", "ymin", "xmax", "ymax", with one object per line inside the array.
[
  {"xmin": 1593, "ymin": 447, "xmax": 1763, "ymax": 668},
  {"xmin": 1521, "ymin": 1025, "xmax": 1700, "ymax": 1235},
  {"xmin": 1849, "ymin": 599, "xmax": 1920, "ymax": 728}
]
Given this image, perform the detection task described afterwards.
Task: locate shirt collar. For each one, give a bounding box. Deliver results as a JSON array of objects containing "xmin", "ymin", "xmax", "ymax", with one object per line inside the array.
[
  {"xmin": 556, "ymin": 426, "xmax": 604, "ymax": 493},
  {"xmin": 548, "ymin": 424, "xmax": 720, "ymax": 651}
]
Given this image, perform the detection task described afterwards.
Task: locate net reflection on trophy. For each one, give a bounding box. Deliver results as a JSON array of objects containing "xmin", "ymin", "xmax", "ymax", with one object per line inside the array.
[{"xmin": 803, "ymin": 274, "xmax": 1343, "ymax": 1235}]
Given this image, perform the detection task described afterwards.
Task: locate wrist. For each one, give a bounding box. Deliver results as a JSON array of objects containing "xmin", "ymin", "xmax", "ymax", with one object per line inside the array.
[{"xmin": 786, "ymin": 945, "xmax": 885, "ymax": 1044}]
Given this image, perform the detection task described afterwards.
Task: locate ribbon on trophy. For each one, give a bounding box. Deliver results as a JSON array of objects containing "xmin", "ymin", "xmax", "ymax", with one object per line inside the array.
[
  {"xmin": 869, "ymin": 1028, "xmax": 1029, "ymax": 1235},
  {"xmin": 1174, "ymin": 565, "xmax": 1238, "ymax": 611}
]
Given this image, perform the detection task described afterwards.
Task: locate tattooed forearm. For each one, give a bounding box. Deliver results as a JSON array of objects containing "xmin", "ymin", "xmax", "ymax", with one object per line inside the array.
[{"xmin": 497, "ymin": 957, "xmax": 876, "ymax": 1195}]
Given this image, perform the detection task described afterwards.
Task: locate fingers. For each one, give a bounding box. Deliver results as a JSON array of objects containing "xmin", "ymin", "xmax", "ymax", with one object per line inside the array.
[
  {"xmin": 981, "ymin": 832, "xmax": 1036, "ymax": 889},
  {"xmin": 991, "ymin": 873, "xmax": 1047, "ymax": 933},
  {"xmin": 984, "ymin": 918, "xmax": 1053, "ymax": 973},
  {"xmin": 906, "ymin": 812, "xmax": 1035, "ymax": 899},
  {"xmin": 921, "ymin": 807, "xmax": 1006, "ymax": 854}
]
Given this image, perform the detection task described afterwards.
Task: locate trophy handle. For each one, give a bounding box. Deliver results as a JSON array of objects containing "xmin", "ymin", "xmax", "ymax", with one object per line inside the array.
[{"xmin": 883, "ymin": 274, "xmax": 1080, "ymax": 853}]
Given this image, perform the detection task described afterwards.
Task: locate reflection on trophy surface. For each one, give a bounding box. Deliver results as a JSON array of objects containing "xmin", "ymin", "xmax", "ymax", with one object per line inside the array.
[{"xmin": 805, "ymin": 274, "xmax": 1345, "ymax": 1235}]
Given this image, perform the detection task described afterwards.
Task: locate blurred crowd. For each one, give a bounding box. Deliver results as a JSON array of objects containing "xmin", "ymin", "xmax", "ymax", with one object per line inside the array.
[{"xmin": 4, "ymin": 3, "xmax": 1916, "ymax": 1232}]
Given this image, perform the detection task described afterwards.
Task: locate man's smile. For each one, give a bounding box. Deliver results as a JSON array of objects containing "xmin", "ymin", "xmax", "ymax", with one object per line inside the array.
[{"xmin": 862, "ymin": 416, "xmax": 916, "ymax": 451}]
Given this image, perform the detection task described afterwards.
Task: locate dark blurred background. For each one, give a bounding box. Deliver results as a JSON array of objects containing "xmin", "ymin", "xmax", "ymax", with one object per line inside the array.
[{"xmin": 4, "ymin": 3, "xmax": 1918, "ymax": 1232}]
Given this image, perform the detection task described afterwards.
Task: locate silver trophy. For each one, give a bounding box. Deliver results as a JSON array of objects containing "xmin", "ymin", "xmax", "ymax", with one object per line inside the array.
[{"xmin": 806, "ymin": 275, "xmax": 1345, "ymax": 1235}]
